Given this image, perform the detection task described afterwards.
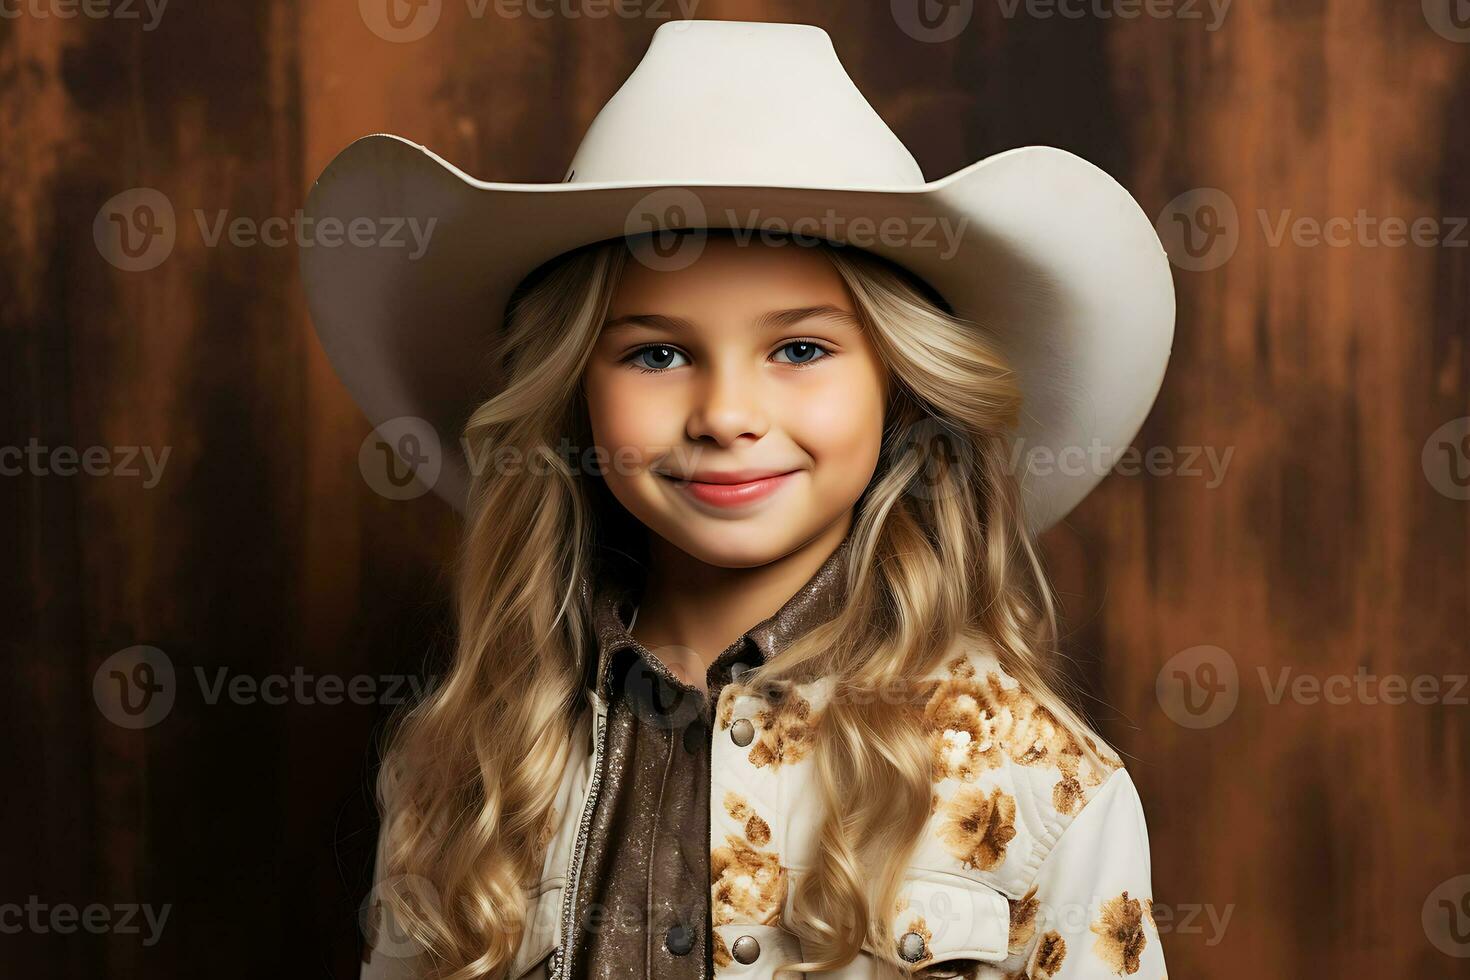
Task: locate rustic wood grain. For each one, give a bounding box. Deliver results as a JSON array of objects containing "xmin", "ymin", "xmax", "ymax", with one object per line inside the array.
[{"xmin": 2, "ymin": 1, "xmax": 1465, "ymax": 975}]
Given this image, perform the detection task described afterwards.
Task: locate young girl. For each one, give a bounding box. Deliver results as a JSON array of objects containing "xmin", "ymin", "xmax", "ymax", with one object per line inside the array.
[
  {"xmin": 302, "ymin": 19, "xmax": 1175, "ymax": 980},
  {"xmin": 356, "ymin": 230, "xmax": 1165, "ymax": 980}
]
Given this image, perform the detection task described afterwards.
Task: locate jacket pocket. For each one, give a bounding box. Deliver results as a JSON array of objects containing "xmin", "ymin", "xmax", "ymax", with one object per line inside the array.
[
  {"xmin": 883, "ymin": 871, "xmax": 1011, "ymax": 969},
  {"xmin": 775, "ymin": 869, "xmax": 1012, "ymax": 979}
]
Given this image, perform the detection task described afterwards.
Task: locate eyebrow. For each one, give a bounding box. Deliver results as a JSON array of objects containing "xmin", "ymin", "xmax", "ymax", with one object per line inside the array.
[{"xmin": 601, "ymin": 304, "xmax": 862, "ymax": 334}]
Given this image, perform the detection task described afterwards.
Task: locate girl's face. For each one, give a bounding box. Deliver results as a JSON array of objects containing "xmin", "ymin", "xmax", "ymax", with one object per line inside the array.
[{"xmin": 583, "ymin": 238, "xmax": 890, "ymax": 568}]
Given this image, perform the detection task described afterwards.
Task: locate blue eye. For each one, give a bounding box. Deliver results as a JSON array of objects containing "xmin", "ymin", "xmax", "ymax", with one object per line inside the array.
[
  {"xmin": 773, "ymin": 341, "xmax": 829, "ymax": 365},
  {"xmin": 624, "ymin": 341, "xmax": 831, "ymax": 372},
  {"xmin": 627, "ymin": 345, "xmax": 689, "ymax": 372}
]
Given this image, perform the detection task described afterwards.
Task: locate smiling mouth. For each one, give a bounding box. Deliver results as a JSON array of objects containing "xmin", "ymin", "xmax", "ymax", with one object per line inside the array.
[{"xmin": 657, "ymin": 470, "xmax": 798, "ymax": 508}]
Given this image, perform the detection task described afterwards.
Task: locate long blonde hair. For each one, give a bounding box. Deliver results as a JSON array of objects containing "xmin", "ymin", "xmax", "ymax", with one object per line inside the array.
[{"xmin": 372, "ymin": 231, "xmax": 1105, "ymax": 979}]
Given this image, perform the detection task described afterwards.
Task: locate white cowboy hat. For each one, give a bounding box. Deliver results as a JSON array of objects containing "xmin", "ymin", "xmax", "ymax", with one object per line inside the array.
[{"xmin": 299, "ymin": 18, "xmax": 1174, "ymax": 532}]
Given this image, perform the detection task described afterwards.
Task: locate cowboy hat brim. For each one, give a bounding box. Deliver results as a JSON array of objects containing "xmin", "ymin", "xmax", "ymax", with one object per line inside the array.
[{"xmin": 298, "ymin": 132, "xmax": 1174, "ymax": 531}]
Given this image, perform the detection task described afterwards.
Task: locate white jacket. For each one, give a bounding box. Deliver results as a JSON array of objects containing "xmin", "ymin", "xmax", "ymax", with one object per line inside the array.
[{"xmin": 362, "ymin": 639, "xmax": 1166, "ymax": 980}]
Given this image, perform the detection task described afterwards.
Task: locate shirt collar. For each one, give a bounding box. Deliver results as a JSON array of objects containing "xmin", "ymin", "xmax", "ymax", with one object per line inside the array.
[{"xmin": 585, "ymin": 530, "xmax": 855, "ymax": 697}]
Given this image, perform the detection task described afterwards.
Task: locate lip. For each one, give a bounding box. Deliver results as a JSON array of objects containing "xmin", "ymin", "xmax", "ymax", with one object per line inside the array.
[{"xmin": 658, "ymin": 468, "xmax": 798, "ymax": 508}]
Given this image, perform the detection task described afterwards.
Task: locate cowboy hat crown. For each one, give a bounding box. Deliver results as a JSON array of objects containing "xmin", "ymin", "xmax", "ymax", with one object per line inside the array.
[{"xmin": 565, "ymin": 21, "xmax": 924, "ymax": 187}]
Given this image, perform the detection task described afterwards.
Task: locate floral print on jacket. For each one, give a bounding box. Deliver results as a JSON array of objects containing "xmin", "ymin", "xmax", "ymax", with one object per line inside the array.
[{"xmin": 710, "ymin": 641, "xmax": 1167, "ymax": 979}]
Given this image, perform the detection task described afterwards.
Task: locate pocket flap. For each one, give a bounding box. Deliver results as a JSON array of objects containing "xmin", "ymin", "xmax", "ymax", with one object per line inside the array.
[{"xmin": 883, "ymin": 872, "xmax": 1011, "ymax": 967}]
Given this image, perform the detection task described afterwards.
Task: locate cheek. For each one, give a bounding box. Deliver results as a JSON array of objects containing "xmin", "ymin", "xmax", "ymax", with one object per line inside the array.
[
  {"xmin": 585, "ymin": 368, "xmax": 683, "ymax": 460},
  {"xmin": 787, "ymin": 362, "xmax": 887, "ymax": 474}
]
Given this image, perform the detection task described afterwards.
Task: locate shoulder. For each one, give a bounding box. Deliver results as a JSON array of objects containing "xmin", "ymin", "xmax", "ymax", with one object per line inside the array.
[
  {"xmin": 904, "ymin": 635, "xmax": 1128, "ymax": 889},
  {"xmin": 920, "ymin": 635, "xmax": 1123, "ymax": 808}
]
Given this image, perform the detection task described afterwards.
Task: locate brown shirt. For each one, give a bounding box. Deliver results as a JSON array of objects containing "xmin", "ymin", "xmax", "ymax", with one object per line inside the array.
[{"xmin": 565, "ymin": 533, "xmax": 854, "ymax": 980}]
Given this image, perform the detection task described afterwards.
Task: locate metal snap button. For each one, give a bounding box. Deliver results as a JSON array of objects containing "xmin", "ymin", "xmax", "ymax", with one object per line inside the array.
[
  {"xmin": 897, "ymin": 930, "xmax": 927, "ymax": 963},
  {"xmin": 665, "ymin": 923, "xmax": 695, "ymax": 956},
  {"xmin": 730, "ymin": 717, "xmax": 755, "ymax": 747},
  {"xmin": 731, "ymin": 934, "xmax": 761, "ymax": 964}
]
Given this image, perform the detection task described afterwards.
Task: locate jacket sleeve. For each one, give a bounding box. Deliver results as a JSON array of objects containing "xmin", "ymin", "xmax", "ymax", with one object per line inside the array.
[{"xmin": 1025, "ymin": 767, "xmax": 1166, "ymax": 979}]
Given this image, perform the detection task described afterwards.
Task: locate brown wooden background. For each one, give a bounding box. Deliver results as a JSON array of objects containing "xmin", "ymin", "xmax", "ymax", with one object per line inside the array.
[{"xmin": 3, "ymin": 0, "xmax": 1468, "ymax": 976}]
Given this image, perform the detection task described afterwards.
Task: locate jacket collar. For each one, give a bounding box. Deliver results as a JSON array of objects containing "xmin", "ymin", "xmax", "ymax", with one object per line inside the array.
[{"xmin": 586, "ymin": 530, "xmax": 855, "ymax": 697}]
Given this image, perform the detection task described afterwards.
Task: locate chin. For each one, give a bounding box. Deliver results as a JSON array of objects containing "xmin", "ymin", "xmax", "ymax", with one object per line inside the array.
[{"xmin": 659, "ymin": 520, "xmax": 808, "ymax": 570}]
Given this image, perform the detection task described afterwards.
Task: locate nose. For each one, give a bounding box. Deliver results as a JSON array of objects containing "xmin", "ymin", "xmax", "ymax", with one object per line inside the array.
[{"xmin": 685, "ymin": 360, "xmax": 768, "ymax": 447}]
